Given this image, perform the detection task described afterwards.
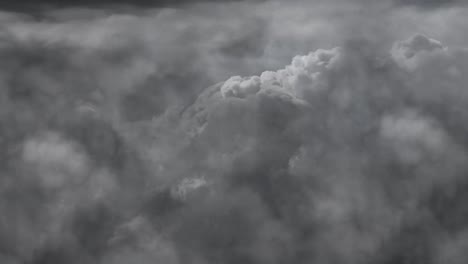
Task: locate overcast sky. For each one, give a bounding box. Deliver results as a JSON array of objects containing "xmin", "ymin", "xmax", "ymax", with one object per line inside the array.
[{"xmin": 2, "ymin": 1, "xmax": 468, "ymax": 264}]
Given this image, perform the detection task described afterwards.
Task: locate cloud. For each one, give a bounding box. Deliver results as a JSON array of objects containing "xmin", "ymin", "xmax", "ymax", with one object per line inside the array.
[
  {"xmin": 380, "ymin": 110, "xmax": 449, "ymax": 163},
  {"xmin": 1, "ymin": 1, "xmax": 468, "ymax": 264},
  {"xmin": 204, "ymin": 32, "xmax": 468, "ymax": 263},
  {"xmin": 391, "ymin": 33, "xmax": 445, "ymax": 70},
  {"xmin": 1, "ymin": 0, "xmax": 264, "ymax": 13},
  {"xmin": 22, "ymin": 132, "xmax": 89, "ymax": 189},
  {"xmin": 220, "ymin": 47, "xmax": 343, "ymax": 103},
  {"xmin": 394, "ymin": 0, "xmax": 466, "ymax": 8}
]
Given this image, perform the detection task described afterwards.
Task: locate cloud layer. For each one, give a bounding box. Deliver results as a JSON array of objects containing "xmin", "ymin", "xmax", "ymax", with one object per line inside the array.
[{"xmin": 1, "ymin": 1, "xmax": 468, "ymax": 264}]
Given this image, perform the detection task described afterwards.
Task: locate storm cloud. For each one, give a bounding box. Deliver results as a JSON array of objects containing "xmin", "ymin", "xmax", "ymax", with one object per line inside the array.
[{"xmin": 2, "ymin": 1, "xmax": 468, "ymax": 264}]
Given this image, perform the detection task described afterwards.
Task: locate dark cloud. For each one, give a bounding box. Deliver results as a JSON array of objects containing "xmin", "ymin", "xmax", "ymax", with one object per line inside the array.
[
  {"xmin": 394, "ymin": 0, "xmax": 466, "ymax": 8},
  {"xmin": 0, "ymin": 0, "xmax": 264, "ymax": 14},
  {"xmin": 167, "ymin": 33, "xmax": 468, "ymax": 264},
  {"xmin": 1, "ymin": 1, "xmax": 468, "ymax": 264}
]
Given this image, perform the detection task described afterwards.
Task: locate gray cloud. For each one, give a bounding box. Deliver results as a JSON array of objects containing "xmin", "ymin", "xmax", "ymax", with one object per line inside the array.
[
  {"xmin": 1, "ymin": 1, "xmax": 468, "ymax": 264},
  {"xmin": 394, "ymin": 0, "xmax": 466, "ymax": 8}
]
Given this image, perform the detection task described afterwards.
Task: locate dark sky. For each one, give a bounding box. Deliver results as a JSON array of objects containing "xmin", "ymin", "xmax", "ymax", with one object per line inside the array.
[
  {"xmin": 0, "ymin": 0, "xmax": 260, "ymax": 12},
  {"xmin": 394, "ymin": 0, "xmax": 465, "ymax": 7},
  {"xmin": 0, "ymin": 0, "xmax": 464, "ymax": 14}
]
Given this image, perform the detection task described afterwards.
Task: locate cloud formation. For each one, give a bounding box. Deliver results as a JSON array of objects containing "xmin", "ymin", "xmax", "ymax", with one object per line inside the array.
[
  {"xmin": 187, "ymin": 33, "xmax": 468, "ymax": 263},
  {"xmin": 221, "ymin": 47, "xmax": 343, "ymax": 101},
  {"xmin": 1, "ymin": 1, "xmax": 468, "ymax": 264}
]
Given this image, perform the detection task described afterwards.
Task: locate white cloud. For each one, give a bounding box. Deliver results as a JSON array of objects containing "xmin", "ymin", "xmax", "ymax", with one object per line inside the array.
[
  {"xmin": 220, "ymin": 47, "xmax": 342, "ymax": 102},
  {"xmin": 220, "ymin": 75, "xmax": 261, "ymax": 98}
]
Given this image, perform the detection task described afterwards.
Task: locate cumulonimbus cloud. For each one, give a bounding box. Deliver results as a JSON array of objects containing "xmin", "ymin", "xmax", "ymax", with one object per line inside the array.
[
  {"xmin": 2, "ymin": 1, "xmax": 468, "ymax": 263},
  {"xmin": 164, "ymin": 33, "xmax": 468, "ymax": 263}
]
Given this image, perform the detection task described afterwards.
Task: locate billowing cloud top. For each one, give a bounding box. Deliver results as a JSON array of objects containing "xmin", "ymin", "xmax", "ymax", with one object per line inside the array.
[{"xmin": 221, "ymin": 47, "xmax": 342, "ymax": 101}]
